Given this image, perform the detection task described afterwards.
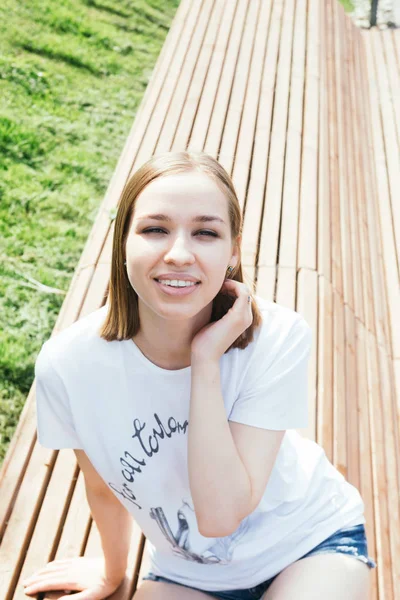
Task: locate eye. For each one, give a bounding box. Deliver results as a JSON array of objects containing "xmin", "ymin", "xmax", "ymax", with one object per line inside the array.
[
  {"xmin": 142, "ymin": 227, "xmax": 166, "ymax": 234},
  {"xmin": 142, "ymin": 228, "xmax": 218, "ymax": 238},
  {"xmin": 196, "ymin": 230, "xmax": 219, "ymax": 237}
]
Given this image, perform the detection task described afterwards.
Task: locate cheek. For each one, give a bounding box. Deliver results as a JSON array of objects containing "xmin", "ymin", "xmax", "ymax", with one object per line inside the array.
[{"xmin": 126, "ymin": 238, "xmax": 157, "ymax": 264}]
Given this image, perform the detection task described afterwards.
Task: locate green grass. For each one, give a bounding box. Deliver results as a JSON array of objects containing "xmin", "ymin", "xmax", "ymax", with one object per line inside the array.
[
  {"xmin": 339, "ymin": 0, "xmax": 354, "ymax": 11},
  {"xmin": 0, "ymin": 0, "xmax": 180, "ymax": 466}
]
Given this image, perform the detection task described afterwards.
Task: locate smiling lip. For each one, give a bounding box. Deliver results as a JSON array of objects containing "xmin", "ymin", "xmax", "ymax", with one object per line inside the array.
[
  {"xmin": 154, "ymin": 279, "xmax": 201, "ymax": 296},
  {"xmin": 154, "ymin": 274, "xmax": 200, "ymax": 282}
]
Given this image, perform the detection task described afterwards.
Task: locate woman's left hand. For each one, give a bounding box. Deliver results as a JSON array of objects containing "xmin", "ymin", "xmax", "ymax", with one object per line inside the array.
[{"xmin": 190, "ymin": 279, "xmax": 253, "ymax": 362}]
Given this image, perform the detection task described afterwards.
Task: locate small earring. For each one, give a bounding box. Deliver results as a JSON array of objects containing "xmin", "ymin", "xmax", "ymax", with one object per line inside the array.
[
  {"xmin": 227, "ymin": 265, "xmax": 233, "ymax": 275},
  {"xmin": 124, "ymin": 261, "xmax": 127, "ymax": 266}
]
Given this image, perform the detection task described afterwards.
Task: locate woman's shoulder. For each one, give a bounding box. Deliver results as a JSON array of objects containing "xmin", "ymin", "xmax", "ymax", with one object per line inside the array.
[
  {"xmin": 37, "ymin": 304, "xmax": 109, "ymax": 369},
  {"xmin": 227, "ymin": 294, "xmax": 312, "ymax": 376},
  {"xmin": 251, "ymin": 295, "xmax": 311, "ymax": 351}
]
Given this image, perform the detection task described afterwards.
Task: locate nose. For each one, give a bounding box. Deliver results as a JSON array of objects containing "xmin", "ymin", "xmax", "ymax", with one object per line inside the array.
[{"xmin": 164, "ymin": 234, "xmax": 195, "ymax": 265}]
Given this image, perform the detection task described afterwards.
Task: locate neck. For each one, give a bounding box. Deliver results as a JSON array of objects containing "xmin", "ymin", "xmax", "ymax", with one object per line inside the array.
[{"xmin": 132, "ymin": 299, "xmax": 213, "ymax": 370}]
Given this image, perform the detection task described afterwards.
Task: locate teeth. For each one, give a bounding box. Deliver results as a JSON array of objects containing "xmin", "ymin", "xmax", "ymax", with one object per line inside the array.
[{"xmin": 158, "ymin": 279, "xmax": 198, "ymax": 287}]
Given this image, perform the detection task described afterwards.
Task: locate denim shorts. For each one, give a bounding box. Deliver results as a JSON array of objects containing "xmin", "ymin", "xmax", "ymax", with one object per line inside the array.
[{"xmin": 142, "ymin": 524, "xmax": 376, "ymax": 600}]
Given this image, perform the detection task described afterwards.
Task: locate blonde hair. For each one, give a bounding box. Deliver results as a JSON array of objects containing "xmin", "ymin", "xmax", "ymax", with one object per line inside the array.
[{"xmin": 100, "ymin": 151, "xmax": 263, "ymax": 352}]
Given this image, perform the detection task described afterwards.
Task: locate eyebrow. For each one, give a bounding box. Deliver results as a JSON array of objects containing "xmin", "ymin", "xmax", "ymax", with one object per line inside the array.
[{"xmin": 136, "ymin": 213, "xmax": 226, "ymax": 225}]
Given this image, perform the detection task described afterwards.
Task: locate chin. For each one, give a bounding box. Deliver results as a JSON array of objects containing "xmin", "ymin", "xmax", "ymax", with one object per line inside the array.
[
  {"xmin": 155, "ymin": 304, "xmax": 201, "ymax": 320},
  {"xmin": 153, "ymin": 297, "xmax": 213, "ymax": 320}
]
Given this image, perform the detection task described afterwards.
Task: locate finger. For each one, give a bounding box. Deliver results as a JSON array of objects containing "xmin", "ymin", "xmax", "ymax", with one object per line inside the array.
[
  {"xmin": 221, "ymin": 279, "xmax": 249, "ymax": 299},
  {"xmin": 222, "ymin": 278, "xmax": 251, "ymax": 294},
  {"xmin": 222, "ymin": 280, "xmax": 252, "ymax": 309},
  {"xmin": 24, "ymin": 578, "xmax": 74, "ymax": 595},
  {"xmin": 59, "ymin": 587, "xmax": 102, "ymax": 600},
  {"xmin": 23, "ymin": 566, "xmax": 66, "ymax": 586}
]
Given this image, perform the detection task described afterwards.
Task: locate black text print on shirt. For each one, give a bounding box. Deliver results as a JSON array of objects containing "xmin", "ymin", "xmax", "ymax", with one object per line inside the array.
[{"xmin": 108, "ymin": 413, "xmax": 189, "ymax": 510}]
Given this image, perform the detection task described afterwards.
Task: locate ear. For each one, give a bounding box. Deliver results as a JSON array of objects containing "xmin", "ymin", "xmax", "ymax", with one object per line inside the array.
[{"xmin": 231, "ymin": 235, "xmax": 241, "ymax": 269}]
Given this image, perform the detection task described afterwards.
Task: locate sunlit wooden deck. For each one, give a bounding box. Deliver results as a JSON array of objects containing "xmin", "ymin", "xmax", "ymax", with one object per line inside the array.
[{"xmin": 0, "ymin": 1, "xmax": 399, "ymax": 599}]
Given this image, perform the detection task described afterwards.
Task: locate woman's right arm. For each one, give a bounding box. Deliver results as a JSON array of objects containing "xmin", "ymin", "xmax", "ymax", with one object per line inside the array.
[{"xmin": 75, "ymin": 450, "xmax": 134, "ymax": 586}]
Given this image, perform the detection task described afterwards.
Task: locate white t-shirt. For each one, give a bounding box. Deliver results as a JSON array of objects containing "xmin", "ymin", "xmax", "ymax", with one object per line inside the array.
[{"xmin": 35, "ymin": 295, "xmax": 365, "ymax": 592}]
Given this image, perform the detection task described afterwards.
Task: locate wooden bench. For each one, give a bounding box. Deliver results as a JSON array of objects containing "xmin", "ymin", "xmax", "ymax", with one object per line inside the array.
[{"xmin": 0, "ymin": 1, "xmax": 399, "ymax": 598}]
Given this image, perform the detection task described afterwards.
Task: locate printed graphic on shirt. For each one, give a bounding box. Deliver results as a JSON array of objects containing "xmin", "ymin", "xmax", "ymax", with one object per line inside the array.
[
  {"xmin": 107, "ymin": 411, "xmax": 250, "ymax": 564},
  {"xmin": 150, "ymin": 501, "xmax": 250, "ymax": 564},
  {"xmin": 108, "ymin": 412, "xmax": 188, "ymax": 510}
]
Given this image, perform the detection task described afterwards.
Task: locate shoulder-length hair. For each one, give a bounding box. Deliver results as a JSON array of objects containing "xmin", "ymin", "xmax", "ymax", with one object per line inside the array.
[{"xmin": 100, "ymin": 151, "xmax": 263, "ymax": 352}]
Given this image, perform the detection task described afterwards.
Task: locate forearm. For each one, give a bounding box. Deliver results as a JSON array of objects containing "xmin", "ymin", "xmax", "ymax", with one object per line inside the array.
[
  {"xmin": 86, "ymin": 487, "xmax": 133, "ymax": 584},
  {"xmin": 188, "ymin": 357, "xmax": 252, "ymax": 537}
]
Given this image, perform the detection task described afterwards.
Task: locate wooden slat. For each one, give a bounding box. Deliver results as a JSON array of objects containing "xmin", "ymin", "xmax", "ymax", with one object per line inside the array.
[
  {"xmin": 169, "ymin": 0, "xmax": 229, "ymax": 150},
  {"xmin": 230, "ymin": 0, "xmax": 273, "ymax": 209},
  {"xmin": 355, "ymin": 321, "xmax": 378, "ymax": 600},
  {"xmin": 240, "ymin": 0, "xmax": 284, "ymax": 277},
  {"xmin": 258, "ymin": 0, "xmax": 296, "ymax": 273},
  {"xmin": 356, "ymin": 46, "xmax": 391, "ymax": 358},
  {"xmin": 188, "ymin": 0, "xmax": 239, "ymax": 152},
  {"xmin": 316, "ymin": 276, "xmax": 334, "ymax": 462},
  {"xmin": 202, "ymin": 0, "xmax": 249, "ymax": 159},
  {"xmin": 394, "ymin": 358, "xmax": 400, "ymax": 422},
  {"xmin": 366, "ymin": 329, "xmax": 393, "ymax": 600},
  {"xmin": 370, "ymin": 31, "xmax": 400, "ymax": 265},
  {"xmin": 363, "ymin": 30, "xmax": 400, "ymax": 360},
  {"xmin": 344, "ymin": 305, "xmax": 360, "ymax": 491},
  {"xmin": 155, "ymin": 0, "xmax": 216, "ymax": 154},
  {"xmin": 344, "ymin": 17, "xmax": 364, "ymax": 322},
  {"xmin": 12, "ymin": 454, "xmax": 78, "ymax": 600},
  {"xmin": 317, "ymin": 0, "xmax": 332, "ymax": 282},
  {"xmin": 132, "ymin": 1, "xmax": 204, "ymax": 169},
  {"xmin": 255, "ymin": 266, "xmax": 276, "ymax": 302},
  {"xmin": 297, "ymin": 269, "xmax": 318, "ymax": 443},
  {"xmin": 278, "ymin": 0, "xmax": 307, "ymax": 281},
  {"xmin": 297, "ymin": 0, "xmax": 320, "ymax": 272},
  {"xmin": 275, "ymin": 0, "xmax": 306, "ymax": 312},
  {"xmin": 137, "ymin": 539, "xmax": 154, "ymax": 588},
  {"xmin": 381, "ymin": 32, "xmax": 400, "ymax": 153},
  {"xmin": 334, "ymin": 2, "xmax": 354, "ymax": 311},
  {"xmin": 84, "ymin": 519, "xmax": 145, "ymax": 598},
  {"xmin": 275, "ymin": 266, "xmax": 296, "ymax": 309},
  {"xmin": 217, "ymin": 0, "xmax": 261, "ymax": 175},
  {"xmin": 332, "ymin": 288, "xmax": 347, "ymax": 479},
  {"xmin": 376, "ymin": 344, "xmax": 400, "ymax": 598},
  {"xmin": 347, "ymin": 16, "xmax": 366, "ymax": 328},
  {"xmin": 363, "ymin": 31, "xmax": 399, "ymax": 352},
  {"xmin": 326, "ymin": 0, "xmax": 343, "ymax": 299},
  {"xmin": 231, "ymin": 4, "xmax": 272, "ymax": 294},
  {"xmin": 0, "ymin": 443, "xmax": 63, "ymax": 598},
  {"xmin": 351, "ymin": 69, "xmax": 376, "ymax": 346}
]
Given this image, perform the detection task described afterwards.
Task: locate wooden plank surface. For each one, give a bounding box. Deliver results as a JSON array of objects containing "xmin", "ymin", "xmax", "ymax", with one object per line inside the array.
[
  {"xmin": 366, "ymin": 329, "xmax": 393, "ymax": 600},
  {"xmin": 326, "ymin": 0, "xmax": 343, "ymax": 299},
  {"xmin": 297, "ymin": 0, "xmax": 320, "ymax": 273},
  {"xmin": 297, "ymin": 269, "xmax": 318, "ymax": 443},
  {"xmin": 356, "ymin": 320, "xmax": 378, "ymax": 599},
  {"xmin": 258, "ymin": 0, "xmax": 296, "ymax": 270},
  {"xmin": 317, "ymin": 0, "xmax": 332, "ymax": 282},
  {"xmin": 316, "ymin": 276, "xmax": 334, "ymax": 462},
  {"xmin": 1, "ymin": 2, "xmax": 399, "ymax": 600},
  {"xmin": 335, "ymin": 2, "xmax": 354, "ymax": 311},
  {"xmin": 363, "ymin": 30, "xmax": 400, "ymax": 360},
  {"xmin": 278, "ymin": 0, "xmax": 307, "ymax": 298},
  {"xmin": 240, "ymin": 0, "xmax": 283, "ymax": 277}
]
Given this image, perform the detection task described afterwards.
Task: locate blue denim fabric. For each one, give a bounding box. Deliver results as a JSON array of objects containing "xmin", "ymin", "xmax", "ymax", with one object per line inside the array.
[{"xmin": 142, "ymin": 524, "xmax": 376, "ymax": 600}]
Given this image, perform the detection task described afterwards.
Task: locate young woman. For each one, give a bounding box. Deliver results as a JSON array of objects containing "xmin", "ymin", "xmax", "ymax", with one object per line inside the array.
[{"xmin": 25, "ymin": 151, "xmax": 376, "ymax": 600}]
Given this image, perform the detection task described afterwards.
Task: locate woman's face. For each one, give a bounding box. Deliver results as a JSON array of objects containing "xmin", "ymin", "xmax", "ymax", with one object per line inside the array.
[{"xmin": 124, "ymin": 171, "xmax": 239, "ymax": 321}]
